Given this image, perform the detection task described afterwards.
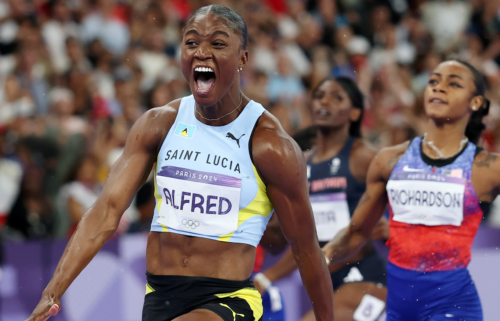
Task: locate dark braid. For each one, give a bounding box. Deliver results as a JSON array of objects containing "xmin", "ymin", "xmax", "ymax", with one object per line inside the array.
[
  {"xmin": 451, "ymin": 59, "xmax": 490, "ymax": 144},
  {"xmin": 186, "ymin": 5, "xmax": 248, "ymax": 49}
]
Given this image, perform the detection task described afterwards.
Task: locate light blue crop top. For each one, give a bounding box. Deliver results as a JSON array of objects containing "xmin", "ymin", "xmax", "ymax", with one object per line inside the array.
[{"xmin": 150, "ymin": 95, "xmax": 274, "ymax": 247}]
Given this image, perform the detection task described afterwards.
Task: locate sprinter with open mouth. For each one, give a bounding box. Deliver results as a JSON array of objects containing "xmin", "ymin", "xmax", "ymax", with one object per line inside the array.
[{"xmin": 26, "ymin": 4, "xmax": 334, "ymax": 321}]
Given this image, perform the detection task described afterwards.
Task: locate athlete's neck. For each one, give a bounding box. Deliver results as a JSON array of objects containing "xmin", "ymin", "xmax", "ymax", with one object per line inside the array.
[
  {"xmin": 423, "ymin": 119, "xmax": 468, "ymax": 159},
  {"xmin": 314, "ymin": 125, "xmax": 350, "ymax": 160},
  {"xmin": 195, "ymin": 86, "xmax": 245, "ymax": 126}
]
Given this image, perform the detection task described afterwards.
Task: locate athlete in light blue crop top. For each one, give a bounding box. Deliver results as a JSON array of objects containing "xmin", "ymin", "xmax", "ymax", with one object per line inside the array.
[
  {"xmin": 27, "ymin": 5, "xmax": 334, "ymax": 321},
  {"xmin": 151, "ymin": 95, "xmax": 273, "ymax": 247}
]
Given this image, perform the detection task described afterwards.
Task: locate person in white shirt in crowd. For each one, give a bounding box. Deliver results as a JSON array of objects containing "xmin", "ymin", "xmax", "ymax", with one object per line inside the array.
[
  {"xmin": 41, "ymin": 0, "xmax": 79, "ymax": 74},
  {"xmin": 80, "ymin": 0, "xmax": 129, "ymax": 56}
]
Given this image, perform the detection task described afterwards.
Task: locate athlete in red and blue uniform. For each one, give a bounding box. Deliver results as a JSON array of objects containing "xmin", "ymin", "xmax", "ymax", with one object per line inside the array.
[{"xmin": 323, "ymin": 60, "xmax": 500, "ymax": 320}]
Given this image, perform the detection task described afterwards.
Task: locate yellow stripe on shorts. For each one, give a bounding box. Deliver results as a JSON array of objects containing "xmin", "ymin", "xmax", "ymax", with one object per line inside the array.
[
  {"xmin": 145, "ymin": 283, "xmax": 155, "ymax": 295},
  {"xmin": 215, "ymin": 287, "xmax": 263, "ymax": 321}
]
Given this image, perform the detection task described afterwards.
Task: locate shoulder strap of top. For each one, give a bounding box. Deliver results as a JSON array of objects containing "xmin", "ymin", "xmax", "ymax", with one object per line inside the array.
[
  {"xmin": 336, "ymin": 136, "xmax": 356, "ymax": 159},
  {"xmin": 475, "ymin": 145, "xmax": 484, "ymax": 157},
  {"xmin": 246, "ymin": 101, "xmax": 266, "ymax": 162},
  {"xmin": 177, "ymin": 95, "xmax": 195, "ymax": 120},
  {"xmin": 307, "ymin": 136, "xmax": 356, "ymax": 164}
]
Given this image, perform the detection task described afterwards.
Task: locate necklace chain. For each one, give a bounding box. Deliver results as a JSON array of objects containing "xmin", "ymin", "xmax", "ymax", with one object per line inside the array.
[
  {"xmin": 195, "ymin": 94, "xmax": 243, "ymax": 121},
  {"xmin": 422, "ymin": 133, "xmax": 468, "ymax": 159}
]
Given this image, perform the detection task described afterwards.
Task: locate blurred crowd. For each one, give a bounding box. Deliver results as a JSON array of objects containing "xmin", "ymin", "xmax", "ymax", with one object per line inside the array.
[{"xmin": 1, "ymin": 0, "xmax": 500, "ymax": 240}]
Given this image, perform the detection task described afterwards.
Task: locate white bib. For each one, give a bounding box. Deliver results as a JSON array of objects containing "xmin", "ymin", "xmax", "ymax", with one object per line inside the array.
[
  {"xmin": 156, "ymin": 166, "xmax": 241, "ymax": 236},
  {"xmin": 310, "ymin": 193, "xmax": 350, "ymax": 242},
  {"xmin": 387, "ymin": 172, "xmax": 465, "ymax": 226},
  {"xmin": 353, "ymin": 294, "xmax": 386, "ymax": 321}
]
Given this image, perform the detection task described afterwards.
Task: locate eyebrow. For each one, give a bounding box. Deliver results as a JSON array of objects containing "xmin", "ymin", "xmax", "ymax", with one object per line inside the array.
[
  {"xmin": 184, "ymin": 29, "xmax": 230, "ymax": 38},
  {"xmin": 431, "ymin": 72, "xmax": 463, "ymax": 80}
]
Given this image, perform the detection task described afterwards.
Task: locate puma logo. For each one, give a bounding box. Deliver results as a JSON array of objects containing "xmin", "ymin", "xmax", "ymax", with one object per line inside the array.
[
  {"xmin": 226, "ymin": 132, "xmax": 245, "ymax": 148},
  {"xmin": 219, "ymin": 303, "xmax": 245, "ymax": 320}
]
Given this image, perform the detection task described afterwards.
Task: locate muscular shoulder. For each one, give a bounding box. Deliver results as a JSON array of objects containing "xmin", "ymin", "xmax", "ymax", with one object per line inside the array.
[
  {"xmin": 473, "ymin": 149, "xmax": 500, "ymax": 169},
  {"xmin": 370, "ymin": 141, "xmax": 410, "ymax": 181},
  {"xmin": 473, "ymin": 150, "xmax": 500, "ymax": 189},
  {"xmin": 131, "ymin": 99, "xmax": 182, "ymax": 153},
  {"xmin": 251, "ymin": 111, "xmax": 305, "ymax": 185}
]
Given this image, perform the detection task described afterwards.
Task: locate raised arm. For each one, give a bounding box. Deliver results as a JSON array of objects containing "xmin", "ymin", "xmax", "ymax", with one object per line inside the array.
[
  {"xmin": 253, "ymin": 114, "xmax": 334, "ymax": 321},
  {"xmin": 27, "ymin": 107, "xmax": 175, "ymax": 321},
  {"xmin": 322, "ymin": 144, "xmax": 407, "ymax": 265}
]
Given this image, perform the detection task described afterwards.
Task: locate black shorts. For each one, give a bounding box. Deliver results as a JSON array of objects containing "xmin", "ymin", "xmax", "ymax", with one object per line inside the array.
[
  {"xmin": 330, "ymin": 251, "xmax": 387, "ymax": 290},
  {"xmin": 143, "ymin": 273, "xmax": 263, "ymax": 321}
]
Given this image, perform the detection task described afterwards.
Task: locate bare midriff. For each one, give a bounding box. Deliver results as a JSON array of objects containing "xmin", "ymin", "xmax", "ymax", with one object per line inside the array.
[{"xmin": 146, "ymin": 232, "xmax": 256, "ymax": 280}]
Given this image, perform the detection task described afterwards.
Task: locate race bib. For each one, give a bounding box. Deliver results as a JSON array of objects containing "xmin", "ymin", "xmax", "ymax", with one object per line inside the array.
[
  {"xmin": 310, "ymin": 193, "xmax": 350, "ymax": 242},
  {"xmin": 387, "ymin": 172, "xmax": 465, "ymax": 226},
  {"xmin": 353, "ymin": 294, "xmax": 386, "ymax": 321},
  {"xmin": 156, "ymin": 166, "xmax": 241, "ymax": 236}
]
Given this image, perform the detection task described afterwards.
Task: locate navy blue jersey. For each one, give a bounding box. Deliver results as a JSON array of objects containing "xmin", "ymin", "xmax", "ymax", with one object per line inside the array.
[{"xmin": 306, "ymin": 137, "xmax": 366, "ymax": 242}]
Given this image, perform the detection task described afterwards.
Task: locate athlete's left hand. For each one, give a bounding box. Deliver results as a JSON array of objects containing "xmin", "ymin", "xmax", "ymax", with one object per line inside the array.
[
  {"xmin": 371, "ymin": 216, "xmax": 390, "ymax": 241},
  {"xmin": 25, "ymin": 295, "xmax": 60, "ymax": 321}
]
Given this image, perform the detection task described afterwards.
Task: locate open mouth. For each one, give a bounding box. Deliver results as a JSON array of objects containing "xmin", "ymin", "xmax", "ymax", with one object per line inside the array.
[
  {"xmin": 429, "ymin": 98, "xmax": 447, "ymax": 104},
  {"xmin": 193, "ymin": 66, "xmax": 216, "ymax": 94},
  {"xmin": 316, "ymin": 109, "xmax": 330, "ymax": 117}
]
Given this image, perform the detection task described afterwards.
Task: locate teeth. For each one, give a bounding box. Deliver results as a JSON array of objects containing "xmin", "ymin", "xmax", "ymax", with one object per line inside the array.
[
  {"xmin": 195, "ymin": 67, "xmax": 214, "ymax": 72},
  {"xmin": 319, "ymin": 110, "xmax": 328, "ymax": 115}
]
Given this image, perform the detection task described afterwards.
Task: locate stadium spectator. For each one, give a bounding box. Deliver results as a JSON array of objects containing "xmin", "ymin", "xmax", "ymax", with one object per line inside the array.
[{"xmin": 1, "ymin": 0, "xmax": 500, "ymax": 239}]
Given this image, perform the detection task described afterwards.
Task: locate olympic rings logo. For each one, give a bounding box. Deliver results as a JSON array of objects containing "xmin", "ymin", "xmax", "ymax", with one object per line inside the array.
[{"xmin": 182, "ymin": 219, "xmax": 200, "ymax": 229}]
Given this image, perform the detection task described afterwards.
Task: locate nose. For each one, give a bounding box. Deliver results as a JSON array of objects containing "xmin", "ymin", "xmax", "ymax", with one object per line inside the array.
[
  {"xmin": 194, "ymin": 43, "xmax": 212, "ymax": 60},
  {"xmin": 432, "ymin": 82, "xmax": 446, "ymax": 93},
  {"xmin": 319, "ymin": 95, "xmax": 329, "ymax": 106}
]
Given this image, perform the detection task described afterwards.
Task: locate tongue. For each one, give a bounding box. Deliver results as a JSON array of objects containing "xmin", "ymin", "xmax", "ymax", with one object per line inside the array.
[{"xmin": 196, "ymin": 74, "xmax": 215, "ymax": 92}]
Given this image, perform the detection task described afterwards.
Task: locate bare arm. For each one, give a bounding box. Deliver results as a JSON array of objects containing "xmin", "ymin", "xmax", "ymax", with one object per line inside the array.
[
  {"xmin": 323, "ymin": 144, "xmax": 407, "ymax": 264},
  {"xmin": 260, "ymin": 139, "xmax": 381, "ymax": 283},
  {"xmin": 253, "ymin": 113, "xmax": 334, "ymax": 321},
  {"xmin": 27, "ymin": 108, "xmax": 175, "ymax": 321},
  {"xmin": 263, "ymin": 247, "xmax": 295, "ymax": 282},
  {"xmin": 472, "ymin": 150, "xmax": 500, "ymax": 203},
  {"xmin": 259, "ymin": 214, "xmax": 287, "ymax": 255}
]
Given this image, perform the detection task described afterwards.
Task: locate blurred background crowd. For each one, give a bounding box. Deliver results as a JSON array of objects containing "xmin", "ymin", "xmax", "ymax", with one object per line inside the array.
[{"xmin": 1, "ymin": 0, "xmax": 500, "ymax": 240}]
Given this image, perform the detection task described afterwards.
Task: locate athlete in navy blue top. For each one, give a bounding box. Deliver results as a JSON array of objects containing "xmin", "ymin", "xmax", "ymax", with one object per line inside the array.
[{"xmin": 255, "ymin": 77, "xmax": 389, "ymax": 321}]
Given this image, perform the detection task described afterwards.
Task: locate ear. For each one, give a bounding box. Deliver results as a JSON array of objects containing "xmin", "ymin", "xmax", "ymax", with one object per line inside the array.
[
  {"xmin": 470, "ymin": 96, "xmax": 484, "ymax": 112},
  {"xmin": 350, "ymin": 108, "xmax": 362, "ymax": 122},
  {"xmin": 239, "ymin": 49, "xmax": 249, "ymax": 69}
]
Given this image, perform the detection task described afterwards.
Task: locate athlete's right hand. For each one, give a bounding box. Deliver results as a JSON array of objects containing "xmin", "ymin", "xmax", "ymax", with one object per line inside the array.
[{"xmin": 25, "ymin": 296, "xmax": 61, "ymax": 321}]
